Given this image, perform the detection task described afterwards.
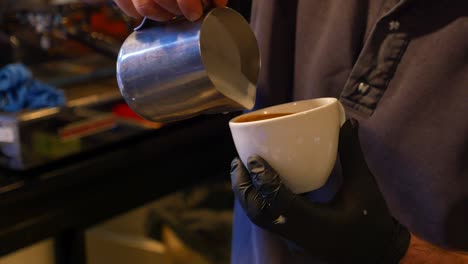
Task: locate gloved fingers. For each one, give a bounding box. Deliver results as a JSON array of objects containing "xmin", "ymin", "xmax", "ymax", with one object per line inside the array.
[
  {"xmin": 231, "ymin": 158, "xmax": 272, "ymax": 223},
  {"xmin": 247, "ymin": 155, "xmax": 301, "ymax": 213},
  {"xmin": 230, "ymin": 157, "xmax": 252, "ymax": 206},
  {"xmin": 233, "ymin": 157, "xmax": 334, "ymax": 228},
  {"xmin": 247, "ymin": 155, "xmax": 282, "ymax": 198},
  {"xmin": 247, "ymin": 155, "xmax": 336, "ymax": 220}
]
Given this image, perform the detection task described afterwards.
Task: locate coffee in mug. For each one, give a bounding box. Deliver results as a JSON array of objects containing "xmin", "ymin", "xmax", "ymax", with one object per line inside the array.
[{"xmin": 235, "ymin": 113, "xmax": 294, "ymax": 122}]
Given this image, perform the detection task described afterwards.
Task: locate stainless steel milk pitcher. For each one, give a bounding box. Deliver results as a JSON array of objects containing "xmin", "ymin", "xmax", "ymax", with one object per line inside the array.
[{"xmin": 116, "ymin": 7, "xmax": 260, "ymax": 123}]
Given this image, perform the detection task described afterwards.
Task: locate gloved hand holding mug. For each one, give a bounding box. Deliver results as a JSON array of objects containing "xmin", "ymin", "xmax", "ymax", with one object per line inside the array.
[{"xmin": 230, "ymin": 119, "xmax": 411, "ymax": 263}]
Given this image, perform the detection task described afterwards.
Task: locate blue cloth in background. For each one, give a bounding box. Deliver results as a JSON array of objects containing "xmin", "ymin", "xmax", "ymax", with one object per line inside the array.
[
  {"xmin": 0, "ymin": 63, "xmax": 32, "ymax": 91},
  {"xmin": 0, "ymin": 64, "xmax": 65, "ymax": 112},
  {"xmin": 27, "ymin": 80, "xmax": 65, "ymax": 109}
]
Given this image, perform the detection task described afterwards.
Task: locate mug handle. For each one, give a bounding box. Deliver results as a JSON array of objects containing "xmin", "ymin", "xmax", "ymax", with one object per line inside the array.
[
  {"xmin": 337, "ymin": 101, "xmax": 346, "ymax": 127},
  {"xmin": 134, "ymin": 0, "xmax": 213, "ymax": 31}
]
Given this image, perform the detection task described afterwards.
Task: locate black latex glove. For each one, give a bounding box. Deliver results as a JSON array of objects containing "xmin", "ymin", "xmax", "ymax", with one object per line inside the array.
[{"xmin": 230, "ymin": 119, "xmax": 410, "ymax": 264}]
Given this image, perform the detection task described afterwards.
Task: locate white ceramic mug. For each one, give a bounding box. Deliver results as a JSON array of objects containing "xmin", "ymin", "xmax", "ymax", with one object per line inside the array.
[{"xmin": 229, "ymin": 98, "xmax": 346, "ymax": 194}]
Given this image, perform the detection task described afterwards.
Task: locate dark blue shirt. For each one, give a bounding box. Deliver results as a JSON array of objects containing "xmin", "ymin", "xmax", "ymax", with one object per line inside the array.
[{"xmin": 232, "ymin": 0, "xmax": 468, "ymax": 262}]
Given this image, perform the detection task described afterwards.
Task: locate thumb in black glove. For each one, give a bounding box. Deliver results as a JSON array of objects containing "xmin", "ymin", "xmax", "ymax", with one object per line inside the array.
[{"xmin": 230, "ymin": 119, "xmax": 410, "ymax": 263}]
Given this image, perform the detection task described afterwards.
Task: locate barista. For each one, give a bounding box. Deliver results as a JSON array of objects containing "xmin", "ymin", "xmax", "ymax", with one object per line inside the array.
[{"xmin": 95, "ymin": 0, "xmax": 468, "ymax": 263}]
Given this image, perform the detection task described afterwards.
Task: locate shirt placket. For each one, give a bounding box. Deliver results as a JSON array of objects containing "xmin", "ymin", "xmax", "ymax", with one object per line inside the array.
[{"xmin": 340, "ymin": 1, "xmax": 412, "ymax": 116}]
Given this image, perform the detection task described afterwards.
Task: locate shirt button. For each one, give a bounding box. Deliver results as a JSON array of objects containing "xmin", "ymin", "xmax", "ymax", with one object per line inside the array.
[
  {"xmin": 358, "ymin": 82, "xmax": 370, "ymax": 93},
  {"xmin": 388, "ymin": 20, "xmax": 400, "ymax": 32}
]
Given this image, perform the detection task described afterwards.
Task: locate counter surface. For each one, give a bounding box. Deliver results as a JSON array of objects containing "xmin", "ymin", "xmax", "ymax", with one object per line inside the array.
[{"xmin": 0, "ymin": 113, "xmax": 238, "ymax": 260}]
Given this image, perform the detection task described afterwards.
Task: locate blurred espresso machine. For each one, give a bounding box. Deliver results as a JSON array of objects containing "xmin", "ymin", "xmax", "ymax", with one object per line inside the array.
[{"xmin": 0, "ymin": 0, "xmax": 160, "ymax": 170}]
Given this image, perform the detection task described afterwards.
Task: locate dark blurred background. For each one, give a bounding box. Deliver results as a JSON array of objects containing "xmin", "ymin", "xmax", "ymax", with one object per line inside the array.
[{"xmin": 0, "ymin": 1, "xmax": 250, "ymax": 263}]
